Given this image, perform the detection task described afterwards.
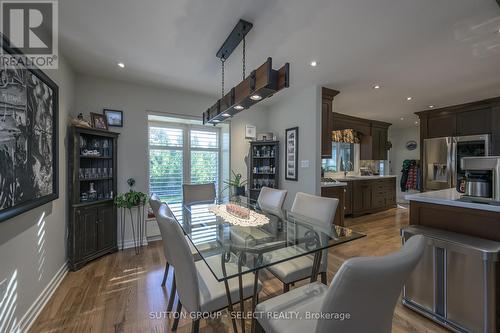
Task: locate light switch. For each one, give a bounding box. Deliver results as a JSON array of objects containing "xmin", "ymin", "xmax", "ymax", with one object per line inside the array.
[{"xmin": 300, "ymin": 160, "xmax": 310, "ymax": 168}]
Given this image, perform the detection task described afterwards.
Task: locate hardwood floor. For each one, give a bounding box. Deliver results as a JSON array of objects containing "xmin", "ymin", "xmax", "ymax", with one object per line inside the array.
[{"xmin": 30, "ymin": 207, "xmax": 449, "ymax": 333}]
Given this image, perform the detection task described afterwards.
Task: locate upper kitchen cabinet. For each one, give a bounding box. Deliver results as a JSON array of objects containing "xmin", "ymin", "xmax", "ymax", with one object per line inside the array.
[
  {"xmin": 321, "ymin": 87, "xmax": 340, "ymax": 158},
  {"xmin": 416, "ymin": 97, "xmax": 500, "ymax": 154},
  {"xmin": 332, "ymin": 112, "xmax": 391, "ymax": 160}
]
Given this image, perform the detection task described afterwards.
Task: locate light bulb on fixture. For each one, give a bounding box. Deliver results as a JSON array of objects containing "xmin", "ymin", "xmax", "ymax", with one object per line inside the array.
[
  {"xmin": 234, "ymin": 105, "xmax": 244, "ymax": 110},
  {"xmin": 212, "ymin": 119, "xmax": 220, "ymax": 123},
  {"xmin": 428, "ymin": 105, "xmax": 435, "ymax": 108},
  {"xmin": 117, "ymin": 62, "xmax": 125, "ymax": 68},
  {"xmin": 406, "ymin": 97, "xmax": 413, "ymax": 101},
  {"xmin": 310, "ymin": 61, "xmax": 318, "ymax": 67},
  {"xmin": 373, "ymin": 85, "xmax": 381, "ymax": 89},
  {"xmin": 250, "ymin": 95, "xmax": 262, "ymax": 101},
  {"xmin": 400, "ymin": 117, "xmax": 405, "ymax": 121},
  {"xmin": 222, "ymin": 113, "xmax": 231, "ymax": 117}
]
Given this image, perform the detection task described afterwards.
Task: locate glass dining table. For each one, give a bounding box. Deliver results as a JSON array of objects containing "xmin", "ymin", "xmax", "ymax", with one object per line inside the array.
[{"xmin": 172, "ymin": 196, "xmax": 365, "ymax": 333}]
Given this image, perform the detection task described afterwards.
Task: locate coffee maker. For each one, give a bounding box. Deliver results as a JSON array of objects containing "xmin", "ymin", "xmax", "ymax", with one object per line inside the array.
[{"xmin": 459, "ymin": 156, "xmax": 500, "ymax": 204}]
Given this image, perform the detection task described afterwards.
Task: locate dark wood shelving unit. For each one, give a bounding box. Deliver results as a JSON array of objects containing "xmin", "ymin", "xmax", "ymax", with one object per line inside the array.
[
  {"xmin": 248, "ymin": 141, "xmax": 280, "ymax": 201},
  {"xmin": 68, "ymin": 126, "xmax": 119, "ymax": 271}
]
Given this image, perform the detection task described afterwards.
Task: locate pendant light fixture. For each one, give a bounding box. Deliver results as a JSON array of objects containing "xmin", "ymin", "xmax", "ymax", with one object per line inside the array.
[{"xmin": 203, "ymin": 19, "xmax": 290, "ymax": 125}]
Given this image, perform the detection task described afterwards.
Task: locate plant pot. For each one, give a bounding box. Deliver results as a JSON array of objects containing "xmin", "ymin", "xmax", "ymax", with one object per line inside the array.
[{"xmin": 234, "ymin": 186, "xmax": 246, "ymax": 196}]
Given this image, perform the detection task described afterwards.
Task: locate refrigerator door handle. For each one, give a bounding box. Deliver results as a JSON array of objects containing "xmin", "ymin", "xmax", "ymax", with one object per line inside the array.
[{"xmin": 450, "ymin": 137, "xmax": 457, "ymax": 188}]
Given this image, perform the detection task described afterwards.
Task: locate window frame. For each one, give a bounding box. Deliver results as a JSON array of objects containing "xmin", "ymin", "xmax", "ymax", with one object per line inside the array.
[{"xmin": 147, "ymin": 120, "xmax": 222, "ymax": 202}]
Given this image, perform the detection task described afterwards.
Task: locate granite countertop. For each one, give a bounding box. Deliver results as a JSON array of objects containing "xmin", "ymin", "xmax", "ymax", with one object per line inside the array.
[
  {"xmin": 321, "ymin": 175, "xmax": 397, "ymax": 187},
  {"xmin": 405, "ymin": 188, "xmax": 500, "ymax": 213},
  {"xmin": 321, "ymin": 181, "xmax": 348, "ymax": 187}
]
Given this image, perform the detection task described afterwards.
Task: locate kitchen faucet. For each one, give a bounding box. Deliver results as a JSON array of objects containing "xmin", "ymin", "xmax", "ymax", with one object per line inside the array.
[{"xmin": 344, "ymin": 160, "xmax": 354, "ymax": 177}]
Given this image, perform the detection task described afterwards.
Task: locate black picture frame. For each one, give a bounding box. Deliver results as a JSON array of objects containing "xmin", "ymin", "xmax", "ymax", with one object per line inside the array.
[
  {"xmin": 0, "ymin": 34, "xmax": 59, "ymax": 223},
  {"xmin": 103, "ymin": 109, "xmax": 123, "ymax": 127},
  {"xmin": 285, "ymin": 127, "xmax": 298, "ymax": 181}
]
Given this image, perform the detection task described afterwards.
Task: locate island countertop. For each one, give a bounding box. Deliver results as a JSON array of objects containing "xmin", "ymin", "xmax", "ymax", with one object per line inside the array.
[{"xmin": 405, "ymin": 188, "xmax": 500, "ymax": 213}]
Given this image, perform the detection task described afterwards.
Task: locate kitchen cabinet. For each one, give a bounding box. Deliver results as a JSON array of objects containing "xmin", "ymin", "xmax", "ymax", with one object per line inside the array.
[
  {"xmin": 331, "ymin": 112, "xmax": 391, "ymax": 160},
  {"xmin": 456, "ymin": 108, "xmax": 491, "ymax": 136},
  {"xmin": 348, "ymin": 178, "xmax": 396, "ymax": 217},
  {"xmin": 321, "ymin": 88, "xmax": 340, "ymax": 158},
  {"xmin": 344, "ymin": 181, "xmax": 353, "ymax": 215},
  {"xmin": 425, "ymin": 112, "xmax": 456, "ymax": 138},
  {"xmin": 320, "ymin": 186, "xmax": 345, "ymax": 226}
]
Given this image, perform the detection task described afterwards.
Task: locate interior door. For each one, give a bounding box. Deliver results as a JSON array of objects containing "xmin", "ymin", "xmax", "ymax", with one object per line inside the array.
[{"xmin": 423, "ymin": 137, "xmax": 453, "ymax": 191}]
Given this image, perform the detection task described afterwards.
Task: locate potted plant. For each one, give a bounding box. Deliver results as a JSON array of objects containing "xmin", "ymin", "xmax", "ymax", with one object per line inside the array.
[
  {"xmin": 114, "ymin": 178, "xmax": 147, "ymax": 208},
  {"xmin": 223, "ymin": 171, "xmax": 247, "ymax": 197}
]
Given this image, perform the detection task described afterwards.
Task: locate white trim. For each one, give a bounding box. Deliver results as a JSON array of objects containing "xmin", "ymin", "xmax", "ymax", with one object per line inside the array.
[
  {"xmin": 17, "ymin": 261, "xmax": 69, "ymax": 333},
  {"xmin": 118, "ymin": 237, "xmax": 149, "ymax": 250}
]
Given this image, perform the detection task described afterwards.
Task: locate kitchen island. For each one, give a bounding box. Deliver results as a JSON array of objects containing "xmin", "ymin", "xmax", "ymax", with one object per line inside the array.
[{"xmin": 406, "ymin": 188, "xmax": 500, "ymax": 241}]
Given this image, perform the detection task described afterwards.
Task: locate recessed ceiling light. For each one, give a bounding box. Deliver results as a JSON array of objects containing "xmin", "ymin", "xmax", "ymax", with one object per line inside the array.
[
  {"xmin": 415, "ymin": 121, "xmax": 419, "ymax": 126},
  {"xmin": 310, "ymin": 61, "xmax": 318, "ymax": 67},
  {"xmin": 406, "ymin": 97, "xmax": 413, "ymax": 101},
  {"xmin": 250, "ymin": 95, "xmax": 262, "ymax": 101},
  {"xmin": 400, "ymin": 117, "xmax": 405, "ymax": 121},
  {"xmin": 117, "ymin": 62, "xmax": 125, "ymax": 68},
  {"xmin": 234, "ymin": 105, "xmax": 244, "ymax": 110},
  {"xmin": 428, "ymin": 105, "xmax": 435, "ymax": 108},
  {"xmin": 497, "ymin": 28, "xmax": 500, "ymax": 34},
  {"xmin": 373, "ymin": 85, "xmax": 381, "ymax": 89},
  {"xmin": 222, "ymin": 113, "xmax": 231, "ymax": 117}
]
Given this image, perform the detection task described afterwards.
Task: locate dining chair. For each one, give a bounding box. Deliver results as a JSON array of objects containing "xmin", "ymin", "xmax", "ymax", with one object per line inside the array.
[
  {"xmin": 156, "ymin": 205, "xmax": 263, "ymax": 332},
  {"xmin": 182, "ymin": 183, "xmax": 216, "ymax": 205},
  {"xmin": 255, "ymin": 234, "xmax": 426, "ymax": 333},
  {"xmin": 257, "ymin": 187, "xmax": 287, "ymax": 219},
  {"xmin": 266, "ymin": 192, "xmax": 338, "ymax": 291},
  {"xmin": 149, "ymin": 195, "xmax": 201, "ymax": 316}
]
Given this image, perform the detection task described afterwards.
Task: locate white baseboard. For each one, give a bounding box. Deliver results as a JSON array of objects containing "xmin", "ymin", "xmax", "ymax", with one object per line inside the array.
[
  {"xmin": 17, "ymin": 261, "xmax": 68, "ymax": 333},
  {"xmin": 118, "ymin": 237, "xmax": 149, "ymax": 250}
]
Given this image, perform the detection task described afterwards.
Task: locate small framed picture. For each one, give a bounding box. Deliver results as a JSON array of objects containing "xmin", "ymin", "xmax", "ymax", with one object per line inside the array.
[
  {"xmin": 103, "ymin": 109, "xmax": 123, "ymax": 127},
  {"xmin": 285, "ymin": 127, "xmax": 299, "ymax": 181},
  {"xmin": 245, "ymin": 125, "xmax": 256, "ymax": 139},
  {"xmin": 90, "ymin": 112, "xmax": 108, "ymax": 130}
]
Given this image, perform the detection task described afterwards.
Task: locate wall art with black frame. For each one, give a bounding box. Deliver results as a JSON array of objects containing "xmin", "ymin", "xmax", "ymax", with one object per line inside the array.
[
  {"xmin": 0, "ymin": 34, "xmax": 59, "ymax": 222},
  {"xmin": 285, "ymin": 127, "xmax": 298, "ymax": 181}
]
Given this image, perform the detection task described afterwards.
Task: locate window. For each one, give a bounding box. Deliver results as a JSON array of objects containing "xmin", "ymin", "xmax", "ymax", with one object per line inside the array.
[
  {"xmin": 322, "ymin": 142, "xmax": 354, "ymax": 173},
  {"xmin": 148, "ymin": 121, "xmax": 221, "ymax": 217}
]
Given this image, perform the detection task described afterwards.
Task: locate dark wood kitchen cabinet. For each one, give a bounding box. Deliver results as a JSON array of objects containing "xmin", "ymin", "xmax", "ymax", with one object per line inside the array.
[
  {"xmin": 455, "ymin": 108, "xmax": 491, "ymax": 136},
  {"xmin": 68, "ymin": 126, "xmax": 119, "ymax": 271},
  {"xmin": 320, "ymin": 185, "xmax": 346, "ymax": 226},
  {"xmin": 321, "ymin": 88, "xmax": 340, "ymax": 158},
  {"xmin": 331, "ymin": 112, "xmax": 391, "ymax": 160},
  {"xmin": 349, "ymin": 178, "xmax": 396, "ymax": 217}
]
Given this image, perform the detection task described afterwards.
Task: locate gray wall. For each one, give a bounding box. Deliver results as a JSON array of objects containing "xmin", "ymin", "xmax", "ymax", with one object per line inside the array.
[
  {"xmin": 266, "ymin": 86, "xmax": 322, "ymax": 209},
  {"xmin": 388, "ymin": 126, "xmax": 421, "ymax": 202},
  {"xmin": 73, "ymin": 74, "xmax": 269, "ymax": 242},
  {"xmin": 0, "ymin": 56, "xmax": 75, "ymax": 332}
]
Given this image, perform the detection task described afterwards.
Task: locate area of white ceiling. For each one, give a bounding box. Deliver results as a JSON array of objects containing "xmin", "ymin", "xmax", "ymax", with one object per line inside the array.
[{"xmin": 60, "ymin": 0, "xmax": 500, "ymax": 126}]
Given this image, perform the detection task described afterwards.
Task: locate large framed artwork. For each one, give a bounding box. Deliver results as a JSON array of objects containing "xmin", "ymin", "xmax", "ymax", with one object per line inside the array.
[
  {"xmin": 285, "ymin": 127, "xmax": 298, "ymax": 181},
  {"xmin": 0, "ymin": 34, "xmax": 59, "ymax": 222}
]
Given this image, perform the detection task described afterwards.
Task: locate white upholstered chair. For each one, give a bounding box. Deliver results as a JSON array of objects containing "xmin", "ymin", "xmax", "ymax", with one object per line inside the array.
[
  {"xmin": 182, "ymin": 183, "xmax": 216, "ymax": 205},
  {"xmin": 266, "ymin": 192, "xmax": 338, "ymax": 291},
  {"xmin": 149, "ymin": 194, "xmax": 200, "ymax": 316},
  {"xmin": 156, "ymin": 205, "xmax": 263, "ymax": 332},
  {"xmin": 255, "ymin": 234, "xmax": 426, "ymax": 333},
  {"xmin": 257, "ymin": 187, "xmax": 287, "ymax": 219}
]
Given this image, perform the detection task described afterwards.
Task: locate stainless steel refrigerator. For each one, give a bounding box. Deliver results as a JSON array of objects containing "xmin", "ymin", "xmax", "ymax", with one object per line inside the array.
[{"xmin": 423, "ymin": 134, "xmax": 490, "ymax": 191}]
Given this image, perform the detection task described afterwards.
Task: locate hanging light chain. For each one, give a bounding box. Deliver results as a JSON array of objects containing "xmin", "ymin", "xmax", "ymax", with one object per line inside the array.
[
  {"xmin": 221, "ymin": 57, "xmax": 225, "ymax": 98},
  {"xmin": 242, "ymin": 37, "xmax": 246, "ymax": 80}
]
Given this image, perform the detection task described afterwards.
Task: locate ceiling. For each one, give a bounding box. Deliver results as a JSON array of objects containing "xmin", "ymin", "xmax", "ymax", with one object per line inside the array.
[{"xmin": 60, "ymin": 0, "xmax": 500, "ymax": 127}]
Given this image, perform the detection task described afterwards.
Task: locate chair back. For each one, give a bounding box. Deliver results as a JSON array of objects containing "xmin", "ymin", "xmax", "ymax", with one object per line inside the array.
[
  {"xmin": 291, "ymin": 192, "xmax": 338, "ymax": 229},
  {"xmin": 156, "ymin": 205, "xmax": 200, "ymax": 312},
  {"xmin": 149, "ymin": 194, "xmax": 162, "ymax": 216},
  {"xmin": 316, "ymin": 235, "xmax": 426, "ymax": 333},
  {"xmin": 183, "ymin": 183, "xmax": 216, "ymax": 205},
  {"xmin": 257, "ymin": 187, "xmax": 287, "ymax": 219}
]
